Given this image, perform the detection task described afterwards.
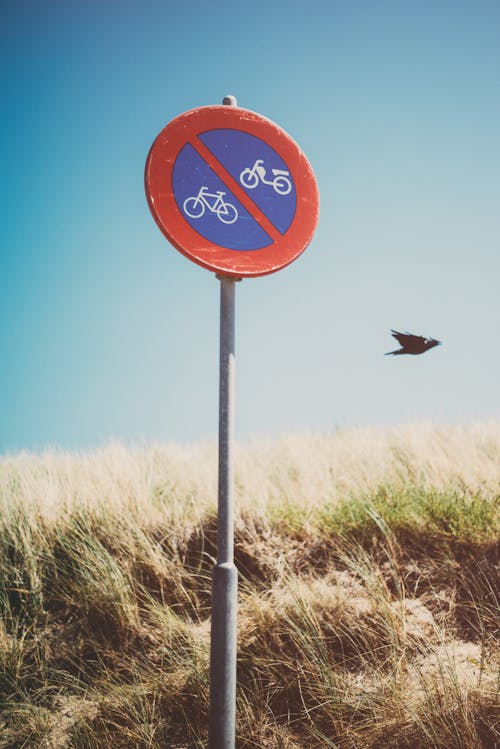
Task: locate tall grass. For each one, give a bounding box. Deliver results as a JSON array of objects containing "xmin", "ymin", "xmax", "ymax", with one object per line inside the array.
[{"xmin": 0, "ymin": 423, "xmax": 498, "ymax": 748}]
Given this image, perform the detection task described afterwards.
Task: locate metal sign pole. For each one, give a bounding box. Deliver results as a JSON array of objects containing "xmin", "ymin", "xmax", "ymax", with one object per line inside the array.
[
  {"xmin": 209, "ymin": 272, "xmax": 238, "ymax": 749},
  {"xmin": 208, "ymin": 93, "xmax": 239, "ymax": 749}
]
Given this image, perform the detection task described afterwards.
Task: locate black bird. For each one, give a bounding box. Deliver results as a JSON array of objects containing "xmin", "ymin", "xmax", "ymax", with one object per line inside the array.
[{"xmin": 385, "ymin": 330, "xmax": 442, "ymax": 356}]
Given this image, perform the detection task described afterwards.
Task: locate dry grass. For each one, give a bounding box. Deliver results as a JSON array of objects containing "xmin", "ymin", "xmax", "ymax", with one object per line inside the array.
[{"xmin": 0, "ymin": 423, "xmax": 499, "ymax": 748}]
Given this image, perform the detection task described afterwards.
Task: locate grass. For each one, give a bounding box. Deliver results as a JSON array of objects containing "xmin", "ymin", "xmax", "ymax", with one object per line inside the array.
[{"xmin": 0, "ymin": 423, "xmax": 498, "ymax": 748}]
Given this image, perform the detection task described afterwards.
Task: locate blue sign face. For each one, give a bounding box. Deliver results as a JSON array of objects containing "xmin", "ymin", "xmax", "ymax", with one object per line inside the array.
[{"xmin": 171, "ymin": 129, "xmax": 297, "ymax": 251}]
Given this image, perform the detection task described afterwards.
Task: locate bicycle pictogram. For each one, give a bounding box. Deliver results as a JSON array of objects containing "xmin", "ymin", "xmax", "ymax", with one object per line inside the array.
[
  {"xmin": 239, "ymin": 159, "xmax": 292, "ymax": 195},
  {"xmin": 183, "ymin": 186, "xmax": 238, "ymax": 224}
]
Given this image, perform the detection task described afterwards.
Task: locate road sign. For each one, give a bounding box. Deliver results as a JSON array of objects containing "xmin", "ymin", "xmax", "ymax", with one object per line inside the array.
[{"xmin": 145, "ymin": 105, "xmax": 319, "ymax": 277}]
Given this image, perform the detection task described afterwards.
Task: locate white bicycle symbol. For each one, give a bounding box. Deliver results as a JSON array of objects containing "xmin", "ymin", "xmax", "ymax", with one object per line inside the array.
[
  {"xmin": 239, "ymin": 159, "xmax": 292, "ymax": 195},
  {"xmin": 183, "ymin": 186, "xmax": 238, "ymax": 224}
]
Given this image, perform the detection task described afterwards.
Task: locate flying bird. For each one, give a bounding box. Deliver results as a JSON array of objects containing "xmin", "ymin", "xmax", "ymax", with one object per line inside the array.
[{"xmin": 385, "ymin": 330, "xmax": 442, "ymax": 356}]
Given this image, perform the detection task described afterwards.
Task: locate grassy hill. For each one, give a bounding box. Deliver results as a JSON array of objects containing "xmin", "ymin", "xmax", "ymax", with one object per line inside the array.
[{"xmin": 0, "ymin": 424, "xmax": 499, "ymax": 748}]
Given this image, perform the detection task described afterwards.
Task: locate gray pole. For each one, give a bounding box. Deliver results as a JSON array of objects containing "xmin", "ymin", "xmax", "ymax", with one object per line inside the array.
[{"xmin": 208, "ymin": 94, "xmax": 239, "ymax": 749}]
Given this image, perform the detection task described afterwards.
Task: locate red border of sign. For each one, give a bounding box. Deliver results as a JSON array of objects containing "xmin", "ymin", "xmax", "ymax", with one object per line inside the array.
[{"xmin": 145, "ymin": 106, "xmax": 319, "ymax": 278}]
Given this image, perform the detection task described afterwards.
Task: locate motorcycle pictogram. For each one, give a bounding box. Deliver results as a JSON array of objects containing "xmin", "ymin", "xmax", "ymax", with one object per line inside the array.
[{"xmin": 239, "ymin": 159, "xmax": 292, "ymax": 195}]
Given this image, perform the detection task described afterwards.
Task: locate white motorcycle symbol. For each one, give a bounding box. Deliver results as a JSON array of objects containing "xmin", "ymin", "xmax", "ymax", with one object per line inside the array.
[
  {"xmin": 239, "ymin": 159, "xmax": 292, "ymax": 195},
  {"xmin": 183, "ymin": 186, "xmax": 238, "ymax": 224}
]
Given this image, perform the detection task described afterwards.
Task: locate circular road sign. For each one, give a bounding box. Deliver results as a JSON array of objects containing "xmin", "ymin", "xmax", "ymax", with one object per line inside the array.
[{"xmin": 145, "ymin": 105, "xmax": 319, "ymax": 278}]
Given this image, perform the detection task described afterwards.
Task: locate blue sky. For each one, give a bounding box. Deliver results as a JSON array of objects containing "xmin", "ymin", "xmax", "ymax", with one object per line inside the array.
[{"xmin": 1, "ymin": 0, "xmax": 499, "ymax": 454}]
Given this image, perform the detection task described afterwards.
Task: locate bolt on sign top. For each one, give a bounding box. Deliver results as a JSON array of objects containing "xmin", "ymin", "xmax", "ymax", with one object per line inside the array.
[{"xmin": 145, "ymin": 105, "xmax": 319, "ymax": 278}]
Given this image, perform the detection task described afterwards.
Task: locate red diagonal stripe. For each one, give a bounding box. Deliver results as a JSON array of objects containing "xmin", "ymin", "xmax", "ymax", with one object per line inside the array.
[{"xmin": 188, "ymin": 136, "xmax": 282, "ymax": 243}]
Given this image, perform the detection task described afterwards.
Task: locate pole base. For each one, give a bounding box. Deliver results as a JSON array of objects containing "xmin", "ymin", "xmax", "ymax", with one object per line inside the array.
[{"xmin": 208, "ymin": 562, "xmax": 238, "ymax": 749}]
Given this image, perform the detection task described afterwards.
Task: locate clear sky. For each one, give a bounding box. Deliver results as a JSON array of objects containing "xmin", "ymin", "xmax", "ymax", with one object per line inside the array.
[{"xmin": 1, "ymin": 0, "xmax": 499, "ymax": 454}]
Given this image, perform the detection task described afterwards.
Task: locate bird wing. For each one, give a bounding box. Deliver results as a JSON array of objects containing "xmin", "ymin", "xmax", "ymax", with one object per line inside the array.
[{"xmin": 391, "ymin": 330, "xmax": 425, "ymax": 346}]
